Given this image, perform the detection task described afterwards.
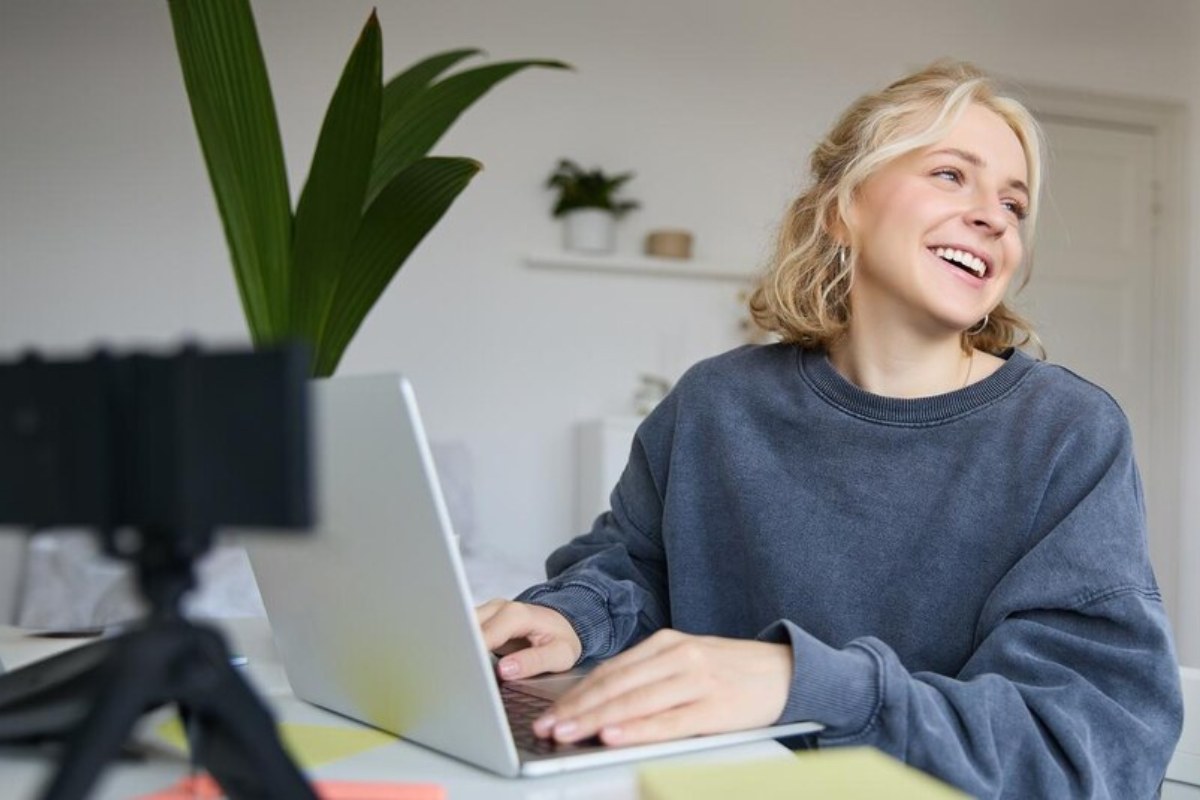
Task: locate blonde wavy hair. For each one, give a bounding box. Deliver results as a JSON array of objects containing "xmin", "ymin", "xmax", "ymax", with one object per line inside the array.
[{"xmin": 748, "ymin": 60, "xmax": 1043, "ymax": 355}]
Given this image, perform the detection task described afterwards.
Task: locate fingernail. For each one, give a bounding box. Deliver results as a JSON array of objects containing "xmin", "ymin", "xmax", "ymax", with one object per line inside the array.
[
  {"xmin": 553, "ymin": 720, "xmax": 577, "ymax": 739},
  {"xmin": 499, "ymin": 660, "xmax": 518, "ymax": 677},
  {"xmin": 533, "ymin": 715, "xmax": 555, "ymax": 736},
  {"xmin": 601, "ymin": 725, "xmax": 623, "ymax": 744}
]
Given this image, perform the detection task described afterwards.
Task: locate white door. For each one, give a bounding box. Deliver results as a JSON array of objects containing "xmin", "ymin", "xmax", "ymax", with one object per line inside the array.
[{"xmin": 1010, "ymin": 115, "xmax": 1175, "ymax": 615}]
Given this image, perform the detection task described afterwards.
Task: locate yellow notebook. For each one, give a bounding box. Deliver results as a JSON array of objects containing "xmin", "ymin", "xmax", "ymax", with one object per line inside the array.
[{"xmin": 639, "ymin": 747, "xmax": 968, "ymax": 799}]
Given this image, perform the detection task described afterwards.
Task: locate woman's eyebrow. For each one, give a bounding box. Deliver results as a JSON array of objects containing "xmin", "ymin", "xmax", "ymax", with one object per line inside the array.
[{"xmin": 928, "ymin": 147, "xmax": 1030, "ymax": 198}]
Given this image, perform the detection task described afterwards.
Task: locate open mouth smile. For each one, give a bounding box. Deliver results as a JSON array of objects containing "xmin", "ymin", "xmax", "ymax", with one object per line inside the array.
[{"xmin": 929, "ymin": 246, "xmax": 990, "ymax": 279}]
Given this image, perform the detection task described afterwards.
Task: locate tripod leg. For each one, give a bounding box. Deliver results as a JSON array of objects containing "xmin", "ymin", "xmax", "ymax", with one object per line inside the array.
[
  {"xmin": 178, "ymin": 625, "xmax": 317, "ymax": 800},
  {"xmin": 34, "ymin": 619, "xmax": 317, "ymax": 800},
  {"xmin": 38, "ymin": 628, "xmax": 178, "ymax": 800}
]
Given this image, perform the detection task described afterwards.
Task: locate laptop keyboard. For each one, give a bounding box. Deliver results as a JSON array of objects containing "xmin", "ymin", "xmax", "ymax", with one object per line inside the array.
[{"xmin": 500, "ymin": 684, "xmax": 601, "ymax": 755}]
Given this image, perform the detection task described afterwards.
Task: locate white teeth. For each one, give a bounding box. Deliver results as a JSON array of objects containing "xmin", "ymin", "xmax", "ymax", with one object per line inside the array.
[{"xmin": 933, "ymin": 247, "xmax": 986, "ymax": 277}]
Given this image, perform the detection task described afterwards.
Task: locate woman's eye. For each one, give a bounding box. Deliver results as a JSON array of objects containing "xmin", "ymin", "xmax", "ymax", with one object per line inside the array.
[
  {"xmin": 1003, "ymin": 200, "xmax": 1029, "ymax": 221},
  {"xmin": 933, "ymin": 168, "xmax": 962, "ymax": 183}
]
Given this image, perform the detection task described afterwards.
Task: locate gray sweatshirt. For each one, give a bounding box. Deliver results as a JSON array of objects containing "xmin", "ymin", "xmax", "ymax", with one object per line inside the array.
[{"xmin": 517, "ymin": 344, "xmax": 1183, "ymax": 798}]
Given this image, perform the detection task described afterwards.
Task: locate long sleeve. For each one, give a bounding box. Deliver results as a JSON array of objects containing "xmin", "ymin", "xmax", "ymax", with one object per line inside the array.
[
  {"xmin": 758, "ymin": 395, "xmax": 1183, "ymax": 798},
  {"xmin": 511, "ymin": 343, "xmax": 1183, "ymax": 797},
  {"xmin": 514, "ymin": 394, "xmax": 676, "ymax": 660},
  {"xmin": 762, "ymin": 592, "xmax": 1179, "ymax": 797}
]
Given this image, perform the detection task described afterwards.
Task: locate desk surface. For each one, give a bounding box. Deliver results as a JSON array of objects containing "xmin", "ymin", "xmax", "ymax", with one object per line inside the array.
[
  {"xmin": 3, "ymin": 619, "xmax": 1197, "ymax": 800},
  {"xmin": 0, "ymin": 618, "xmax": 796, "ymax": 800}
]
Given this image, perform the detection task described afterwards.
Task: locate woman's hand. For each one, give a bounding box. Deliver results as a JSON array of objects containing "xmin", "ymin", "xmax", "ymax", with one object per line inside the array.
[
  {"xmin": 531, "ymin": 629, "xmax": 793, "ymax": 747},
  {"xmin": 475, "ymin": 599, "xmax": 582, "ymax": 679}
]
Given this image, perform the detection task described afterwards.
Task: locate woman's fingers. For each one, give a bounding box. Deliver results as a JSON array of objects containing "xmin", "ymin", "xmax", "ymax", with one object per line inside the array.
[
  {"xmin": 474, "ymin": 598, "xmax": 507, "ymax": 627},
  {"xmin": 598, "ymin": 703, "xmax": 709, "ymax": 746},
  {"xmin": 496, "ymin": 638, "xmax": 578, "ymax": 679},
  {"xmin": 475, "ymin": 600, "xmax": 582, "ymax": 678},
  {"xmin": 544, "ymin": 671, "xmax": 702, "ymax": 743},
  {"xmin": 540, "ymin": 634, "xmax": 692, "ymax": 725},
  {"xmin": 532, "ymin": 633, "xmax": 793, "ymax": 745},
  {"xmin": 478, "ymin": 602, "xmax": 537, "ymax": 652},
  {"xmin": 474, "ymin": 599, "xmax": 510, "ymax": 643}
]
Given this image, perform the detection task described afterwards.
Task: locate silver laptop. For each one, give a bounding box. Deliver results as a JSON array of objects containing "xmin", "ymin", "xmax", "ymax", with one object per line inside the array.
[{"xmin": 245, "ymin": 374, "xmax": 821, "ymax": 777}]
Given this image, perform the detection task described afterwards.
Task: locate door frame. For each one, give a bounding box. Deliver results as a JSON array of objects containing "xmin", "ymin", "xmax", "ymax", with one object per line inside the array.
[{"xmin": 1010, "ymin": 82, "xmax": 1187, "ymax": 627}]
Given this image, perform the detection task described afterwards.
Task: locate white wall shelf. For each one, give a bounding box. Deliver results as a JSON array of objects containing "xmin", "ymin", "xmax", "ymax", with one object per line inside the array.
[{"xmin": 525, "ymin": 251, "xmax": 755, "ymax": 284}]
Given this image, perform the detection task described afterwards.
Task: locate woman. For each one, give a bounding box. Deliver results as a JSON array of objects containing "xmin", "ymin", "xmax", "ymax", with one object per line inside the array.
[{"xmin": 477, "ymin": 61, "xmax": 1183, "ymax": 797}]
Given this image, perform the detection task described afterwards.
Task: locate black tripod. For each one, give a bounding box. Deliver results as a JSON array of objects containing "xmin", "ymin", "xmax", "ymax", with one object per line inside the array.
[
  {"xmin": 1, "ymin": 531, "xmax": 317, "ymax": 800},
  {"xmin": 0, "ymin": 346, "xmax": 319, "ymax": 799}
]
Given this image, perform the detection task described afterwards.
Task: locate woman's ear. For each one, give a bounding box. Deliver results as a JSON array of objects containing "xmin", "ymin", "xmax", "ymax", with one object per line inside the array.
[{"xmin": 826, "ymin": 205, "xmax": 852, "ymax": 249}]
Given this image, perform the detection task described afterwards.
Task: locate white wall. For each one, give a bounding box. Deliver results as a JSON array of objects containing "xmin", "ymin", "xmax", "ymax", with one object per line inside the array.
[
  {"xmin": 1179, "ymin": 0, "xmax": 1200, "ymax": 667},
  {"xmin": 1, "ymin": 0, "xmax": 1197, "ymax": 660}
]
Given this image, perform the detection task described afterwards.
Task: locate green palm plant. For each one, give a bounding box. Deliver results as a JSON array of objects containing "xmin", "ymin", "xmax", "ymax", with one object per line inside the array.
[{"xmin": 168, "ymin": 1, "xmax": 567, "ymax": 376}]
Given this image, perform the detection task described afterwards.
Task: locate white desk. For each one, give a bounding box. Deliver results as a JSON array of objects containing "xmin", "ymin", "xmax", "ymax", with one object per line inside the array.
[
  {"xmin": 3, "ymin": 619, "xmax": 1197, "ymax": 800},
  {"xmin": 0, "ymin": 618, "xmax": 795, "ymax": 800}
]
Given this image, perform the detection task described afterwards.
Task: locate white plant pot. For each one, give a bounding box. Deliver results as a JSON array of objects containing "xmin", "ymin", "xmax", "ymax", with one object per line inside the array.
[{"xmin": 563, "ymin": 209, "xmax": 616, "ymax": 254}]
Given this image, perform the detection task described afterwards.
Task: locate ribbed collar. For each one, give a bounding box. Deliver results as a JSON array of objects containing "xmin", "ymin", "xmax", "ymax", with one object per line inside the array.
[{"xmin": 797, "ymin": 346, "xmax": 1038, "ymax": 426}]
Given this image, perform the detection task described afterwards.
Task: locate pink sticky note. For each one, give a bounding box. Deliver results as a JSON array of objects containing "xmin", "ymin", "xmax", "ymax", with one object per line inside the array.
[
  {"xmin": 135, "ymin": 775, "xmax": 223, "ymax": 800},
  {"xmin": 137, "ymin": 775, "xmax": 445, "ymax": 800},
  {"xmin": 314, "ymin": 781, "xmax": 446, "ymax": 800}
]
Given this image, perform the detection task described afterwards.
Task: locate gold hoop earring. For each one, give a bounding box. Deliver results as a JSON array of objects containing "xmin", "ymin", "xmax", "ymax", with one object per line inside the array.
[{"xmin": 967, "ymin": 314, "xmax": 989, "ymax": 336}]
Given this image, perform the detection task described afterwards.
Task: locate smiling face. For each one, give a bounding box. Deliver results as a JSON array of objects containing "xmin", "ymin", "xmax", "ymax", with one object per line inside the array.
[{"xmin": 843, "ymin": 102, "xmax": 1030, "ymax": 341}]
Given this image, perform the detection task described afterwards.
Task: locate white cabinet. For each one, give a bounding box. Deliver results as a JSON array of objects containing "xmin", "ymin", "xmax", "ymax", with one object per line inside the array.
[
  {"xmin": 1167, "ymin": 667, "xmax": 1200, "ymax": 789},
  {"xmin": 575, "ymin": 417, "xmax": 643, "ymax": 534}
]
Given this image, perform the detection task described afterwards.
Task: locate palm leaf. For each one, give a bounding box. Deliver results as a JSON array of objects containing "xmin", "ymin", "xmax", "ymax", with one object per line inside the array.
[
  {"xmin": 380, "ymin": 48, "xmax": 482, "ymax": 124},
  {"xmin": 167, "ymin": 0, "xmax": 291, "ymax": 343},
  {"xmin": 170, "ymin": 3, "xmax": 567, "ymax": 374},
  {"xmin": 288, "ymin": 12, "xmax": 382, "ymax": 355},
  {"xmin": 315, "ymin": 156, "xmax": 482, "ymax": 376},
  {"xmin": 366, "ymin": 59, "xmax": 569, "ymax": 204}
]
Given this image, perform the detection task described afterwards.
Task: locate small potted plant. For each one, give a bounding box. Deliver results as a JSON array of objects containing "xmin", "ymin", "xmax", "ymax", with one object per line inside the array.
[{"xmin": 546, "ymin": 159, "xmax": 639, "ymax": 254}]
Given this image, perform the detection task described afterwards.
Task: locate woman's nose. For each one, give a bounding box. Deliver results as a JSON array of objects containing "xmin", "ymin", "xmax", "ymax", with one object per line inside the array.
[{"xmin": 966, "ymin": 200, "xmax": 1009, "ymax": 235}]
